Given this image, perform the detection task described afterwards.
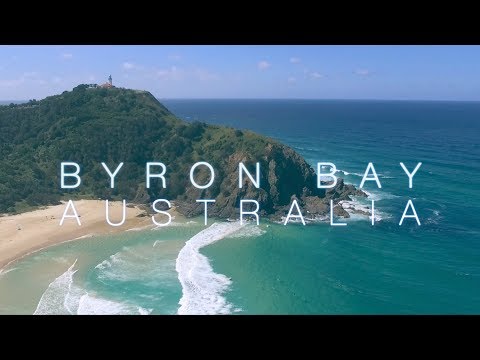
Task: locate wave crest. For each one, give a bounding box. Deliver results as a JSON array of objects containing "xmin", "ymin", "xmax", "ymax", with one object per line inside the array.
[
  {"xmin": 176, "ymin": 222, "xmax": 245, "ymax": 315},
  {"xmin": 34, "ymin": 260, "xmax": 149, "ymax": 315}
]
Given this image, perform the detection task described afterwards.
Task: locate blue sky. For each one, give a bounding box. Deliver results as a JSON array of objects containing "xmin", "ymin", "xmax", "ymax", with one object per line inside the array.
[{"xmin": 0, "ymin": 45, "xmax": 479, "ymax": 100}]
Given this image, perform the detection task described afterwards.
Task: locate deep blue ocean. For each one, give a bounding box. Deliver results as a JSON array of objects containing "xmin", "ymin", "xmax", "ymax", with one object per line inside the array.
[
  {"xmin": 1, "ymin": 99, "xmax": 479, "ymax": 314},
  {"xmin": 162, "ymin": 99, "xmax": 480, "ymax": 313}
]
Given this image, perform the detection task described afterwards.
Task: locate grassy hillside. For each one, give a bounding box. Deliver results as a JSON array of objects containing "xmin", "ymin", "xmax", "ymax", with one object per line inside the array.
[{"xmin": 0, "ymin": 85, "xmax": 359, "ymax": 218}]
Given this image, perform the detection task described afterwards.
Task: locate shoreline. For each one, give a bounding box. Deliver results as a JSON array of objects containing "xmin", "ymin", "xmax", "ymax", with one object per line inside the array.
[
  {"xmin": 0, "ymin": 200, "xmax": 170, "ymax": 270},
  {"xmin": 0, "ymin": 196, "xmax": 374, "ymax": 271}
]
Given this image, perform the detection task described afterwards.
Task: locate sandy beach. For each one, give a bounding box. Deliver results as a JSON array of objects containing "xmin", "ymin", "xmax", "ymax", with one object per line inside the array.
[{"xmin": 0, "ymin": 200, "xmax": 156, "ymax": 269}]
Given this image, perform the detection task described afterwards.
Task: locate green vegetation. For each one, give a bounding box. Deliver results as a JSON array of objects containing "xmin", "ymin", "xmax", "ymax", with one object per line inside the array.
[{"xmin": 0, "ymin": 85, "xmax": 289, "ymax": 214}]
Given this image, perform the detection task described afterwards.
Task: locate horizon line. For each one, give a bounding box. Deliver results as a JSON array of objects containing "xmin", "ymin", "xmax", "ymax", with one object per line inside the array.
[
  {"xmin": 157, "ymin": 97, "xmax": 480, "ymax": 103},
  {"xmin": 3, "ymin": 97, "xmax": 480, "ymax": 104}
]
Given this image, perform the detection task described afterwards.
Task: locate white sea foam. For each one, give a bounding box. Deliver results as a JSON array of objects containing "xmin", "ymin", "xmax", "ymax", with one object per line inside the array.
[
  {"xmin": 126, "ymin": 226, "xmax": 149, "ymax": 232},
  {"xmin": 0, "ymin": 267, "xmax": 17, "ymax": 277},
  {"xmin": 336, "ymin": 169, "xmax": 394, "ymax": 179},
  {"xmin": 138, "ymin": 307, "xmax": 153, "ymax": 315},
  {"xmin": 94, "ymin": 246, "xmax": 175, "ymax": 284},
  {"xmin": 176, "ymin": 222, "xmax": 245, "ymax": 315},
  {"xmin": 95, "ymin": 251, "xmax": 123, "ymax": 271},
  {"xmin": 53, "ymin": 256, "xmax": 73, "ymax": 264},
  {"xmin": 77, "ymin": 294, "xmax": 150, "ymax": 315},
  {"xmin": 339, "ymin": 200, "xmax": 383, "ymax": 222},
  {"xmin": 336, "ymin": 170, "xmax": 364, "ymax": 177},
  {"xmin": 34, "ymin": 259, "xmax": 78, "ymax": 315},
  {"xmin": 34, "ymin": 259, "xmax": 147, "ymax": 315},
  {"xmin": 95, "ymin": 251, "xmax": 132, "ymax": 281},
  {"xmin": 228, "ymin": 225, "xmax": 266, "ymax": 238},
  {"xmin": 151, "ymin": 220, "xmax": 197, "ymax": 231},
  {"xmin": 153, "ymin": 240, "xmax": 165, "ymax": 247},
  {"xmin": 73, "ymin": 234, "xmax": 94, "ymax": 240},
  {"xmin": 425, "ymin": 209, "xmax": 442, "ymax": 225},
  {"xmin": 280, "ymin": 216, "xmax": 316, "ymax": 224},
  {"xmin": 362, "ymin": 190, "xmax": 399, "ymax": 201}
]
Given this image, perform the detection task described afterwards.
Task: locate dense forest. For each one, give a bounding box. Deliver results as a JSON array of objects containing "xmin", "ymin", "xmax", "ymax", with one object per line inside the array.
[{"xmin": 0, "ymin": 85, "xmax": 331, "ymax": 217}]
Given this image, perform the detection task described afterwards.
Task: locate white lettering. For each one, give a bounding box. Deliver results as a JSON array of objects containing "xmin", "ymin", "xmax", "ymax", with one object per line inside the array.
[
  {"xmin": 60, "ymin": 200, "xmax": 81, "ymax": 226},
  {"xmin": 330, "ymin": 200, "xmax": 347, "ymax": 226},
  {"xmin": 240, "ymin": 199, "xmax": 260, "ymax": 225},
  {"xmin": 400, "ymin": 162, "xmax": 422, "ymax": 189},
  {"xmin": 146, "ymin": 162, "xmax": 167, "ymax": 189},
  {"xmin": 61, "ymin": 162, "xmax": 81, "ymax": 189},
  {"xmin": 399, "ymin": 199, "xmax": 420, "ymax": 225},
  {"xmin": 151, "ymin": 199, "xmax": 172, "ymax": 227},
  {"xmin": 284, "ymin": 199, "xmax": 306, "ymax": 225},
  {"xmin": 239, "ymin": 162, "xmax": 260, "ymax": 188},
  {"xmin": 101, "ymin": 162, "xmax": 124, "ymax": 189},
  {"xmin": 105, "ymin": 199, "xmax": 126, "ymax": 227},
  {"xmin": 196, "ymin": 199, "xmax": 216, "ymax": 225},
  {"xmin": 190, "ymin": 162, "xmax": 215, "ymax": 189},
  {"xmin": 317, "ymin": 162, "xmax": 337, "ymax": 188},
  {"xmin": 360, "ymin": 162, "xmax": 382, "ymax": 188}
]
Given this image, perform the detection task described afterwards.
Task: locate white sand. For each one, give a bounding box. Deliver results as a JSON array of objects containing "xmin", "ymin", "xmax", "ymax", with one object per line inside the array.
[{"xmin": 0, "ymin": 200, "xmax": 153, "ymax": 269}]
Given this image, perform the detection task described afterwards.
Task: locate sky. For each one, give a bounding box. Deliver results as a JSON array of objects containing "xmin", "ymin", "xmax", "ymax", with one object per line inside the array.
[{"xmin": 0, "ymin": 45, "xmax": 479, "ymax": 101}]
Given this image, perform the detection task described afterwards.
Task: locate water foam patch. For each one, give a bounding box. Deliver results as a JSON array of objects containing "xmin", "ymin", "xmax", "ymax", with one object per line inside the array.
[
  {"xmin": 340, "ymin": 200, "xmax": 384, "ymax": 222},
  {"xmin": 176, "ymin": 222, "xmax": 245, "ymax": 315},
  {"xmin": 362, "ymin": 190, "xmax": 400, "ymax": 201},
  {"xmin": 0, "ymin": 267, "xmax": 17, "ymax": 277},
  {"xmin": 34, "ymin": 259, "xmax": 78, "ymax": 315},
  {"xmin": 77, "ymin": 294, "xmax": 151, "ymax": 315},
  {"xmin": 94, "ymin": 245, "xmax": 176, "ymax": 286},
  {"xmin": 34, "ymin": 260, "xmax": 149, "ymax": 315},
  {"xmin": 228, "ymin": 225, "xmax": 266, "ymax": 238}
]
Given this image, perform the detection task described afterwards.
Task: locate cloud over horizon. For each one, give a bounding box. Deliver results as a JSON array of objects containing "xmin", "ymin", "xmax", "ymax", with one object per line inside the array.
[{"xmin": 258, "ymin": 60, "xmax": 271, "ymax": 70}]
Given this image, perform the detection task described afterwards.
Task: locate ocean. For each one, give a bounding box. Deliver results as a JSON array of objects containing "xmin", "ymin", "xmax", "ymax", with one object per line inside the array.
[{"xmin": 0, "ymin": 99, "xmax": 479, "ymax": 314}]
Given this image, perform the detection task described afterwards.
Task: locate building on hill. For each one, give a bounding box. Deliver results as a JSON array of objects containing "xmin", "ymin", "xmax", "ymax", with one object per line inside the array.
[{"xmin": 99, "ymin": 75, "xmax": 114, "ymax": 89}]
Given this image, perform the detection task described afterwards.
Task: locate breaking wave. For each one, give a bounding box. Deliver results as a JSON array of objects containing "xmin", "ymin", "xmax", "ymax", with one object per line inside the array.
[
  {"xmin": 34, "ymin": 260, "xmax": 149, "ymax": 315},
  {"xmin": 176, "ymin": 222, "xmax": 245, "ymax": 315}
]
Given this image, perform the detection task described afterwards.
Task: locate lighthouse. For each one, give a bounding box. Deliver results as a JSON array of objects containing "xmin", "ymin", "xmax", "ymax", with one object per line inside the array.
[{"xmin": 99, "ymin": 75, "xmax": 114, "ymax": 88}]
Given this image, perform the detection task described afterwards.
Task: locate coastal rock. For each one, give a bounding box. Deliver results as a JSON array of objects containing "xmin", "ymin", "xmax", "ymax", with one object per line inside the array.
[
  {"xmin": 303, "ymin": 196, "xmax": 329, "ymax": 216},
  {"xmin": 333, "ymin": 204, "xmax": 350, "ymax": 218},
  {"xmin": 325, "ymin": 178, "xmax": 367, "ymax": 201}
]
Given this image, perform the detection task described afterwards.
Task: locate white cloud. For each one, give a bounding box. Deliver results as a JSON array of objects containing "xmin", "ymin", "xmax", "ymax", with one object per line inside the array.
[
  {"xmin": 290, "ymin": 57, "xmax": 301, "ymax": 64},
  {"xmin": 194, "ymin": 68, "xmax": 220, "ymax": 81},
  {"xmin": 258, "ymin": 60, "xmax": 271, "ymax": 70},
  {"xmin": 122, "ymin": 62, "xmax": 214, "ymax": 83},
  {"xmin": 355, "ymin": 69, "xmax": 370, "ymax": 76},
  {"xmin": 287, "ymin": 76, "xmax": 296, "ymax": 84},
  {"xmin": 310, "ymin": 72, "xmax": 323, "ymax": 79},
  {"xmin": 22, "ymin": 72, "xmax": 38, "ymax": 78},
  {"xmin": 168, "ymin": 54, "xmax": 182, "ymax": 61},
  {"xmin": 123, "ymin": 62, "xmax": 137, "ymax": 70},
  {"xmin": 62, "ymin": 53, "xmax": 73, "ymax": 60},
  {"xmin": 156, "ymin": 66, "xmax": 184, "ymax": 81},
  {"xmin": 52, "ymin": 76, "xmax": 62, "ymax": 84},
  {"xmin": 0, "ymin": 72, "xmax": 43, "ymax": 88},
  {"xmin": 88, "ymin": 75, "xmax": 96, "ymax": 82},
  {"xmin": 0, "ymin": 77, "xmax": 23, "ymax": 87}
]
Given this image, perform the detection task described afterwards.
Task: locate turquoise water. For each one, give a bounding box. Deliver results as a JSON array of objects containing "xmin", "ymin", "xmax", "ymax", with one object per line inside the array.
[
  {"xmin": 1, "ymin": 100, "xmax": 479, "ymax": 314},
  {"xmin": 0, "ymin": 222, "xmax": 205, "ymax": 314}
]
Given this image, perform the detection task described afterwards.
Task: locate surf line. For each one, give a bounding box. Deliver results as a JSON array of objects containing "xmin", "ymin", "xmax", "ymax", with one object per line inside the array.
[{"xmin": 58, "ymin": 161, "xmax": 422, "ymax": 227}]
